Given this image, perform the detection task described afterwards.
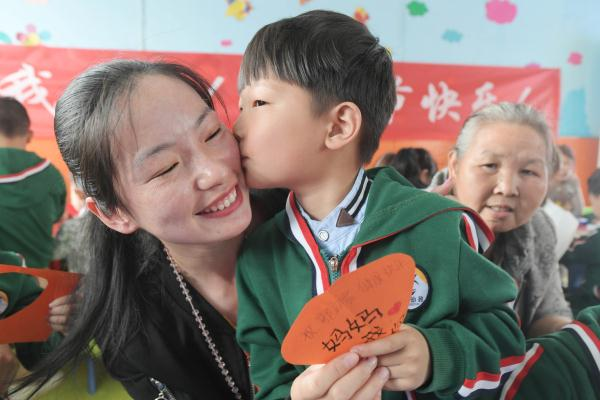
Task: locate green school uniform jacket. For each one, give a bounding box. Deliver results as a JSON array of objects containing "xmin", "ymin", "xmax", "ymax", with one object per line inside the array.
[
  {"xmin": 0, "ymin": 250, "xmax": 61, "ymax": 370},
  {"xmin": 237, "ymin": 168, "xmax": 525, "ymax": 400},
  {"xmin": 561, "ymin": 230, "xmax": 600, "ymax": 315},
  {"xmin": 0, "ymin": 148, "xmax": 66, "ymax": 268},
  {"xmin": 497, "ymin": 305, "xmax": 600, "ymax": 400}
]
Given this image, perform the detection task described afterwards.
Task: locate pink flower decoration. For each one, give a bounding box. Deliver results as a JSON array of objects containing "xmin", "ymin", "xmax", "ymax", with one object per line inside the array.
[
  {"xmin": 568, "ymin": 52, "xmax": 583, "ymax": 65},
  {"xmin": 220, "ymin": 39, "xmax": 232, "ymax": 47},
  {"xmin": 525, "ymin": 63, "xmax": 541, "ymax": 69},
  {"xmin": 486, "ymin": 0, "xmax": 517, "ymax": 24}
]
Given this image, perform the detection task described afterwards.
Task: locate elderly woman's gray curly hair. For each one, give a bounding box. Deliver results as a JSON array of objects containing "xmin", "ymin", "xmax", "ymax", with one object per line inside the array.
[{"xmin": 454, "ymin": 102, "xmax": 555, "ymax": 166}]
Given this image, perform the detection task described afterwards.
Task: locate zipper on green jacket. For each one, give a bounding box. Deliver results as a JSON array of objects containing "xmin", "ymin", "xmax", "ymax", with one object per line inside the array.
[{"xmin": 320, "ymin": 249, "xmax": 348, "ymax": 284}]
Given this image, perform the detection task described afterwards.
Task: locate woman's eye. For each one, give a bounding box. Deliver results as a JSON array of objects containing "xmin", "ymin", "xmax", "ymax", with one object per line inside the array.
[
  {"xmin": 153, "ymin": 163, "xmax": 178, "ymax": 179},
  {"xmin": 481, "ymin": 163, "xmax": 497, "ymax": 171},
  {"xmin": 206, "ymin": 127, "xmax": 222, "ymax": 142},
  {"xmin": 252, "ymin": 100, "xmax": 267, "ymax": 107},
  {"xmin": 521, "ymin": 169, "xmax": 538, "ymax": 177}
]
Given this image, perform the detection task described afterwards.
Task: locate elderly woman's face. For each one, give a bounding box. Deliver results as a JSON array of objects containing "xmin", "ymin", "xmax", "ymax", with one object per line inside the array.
[{"xmin": 449, "ymin": 122, "xmax": 549, "ymax": 233}]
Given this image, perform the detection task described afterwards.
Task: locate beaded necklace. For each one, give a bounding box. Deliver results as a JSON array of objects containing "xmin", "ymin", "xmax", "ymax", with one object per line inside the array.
[{"xmin": 164, "ymin": 247, "xmax": 243, "ymax": 400}]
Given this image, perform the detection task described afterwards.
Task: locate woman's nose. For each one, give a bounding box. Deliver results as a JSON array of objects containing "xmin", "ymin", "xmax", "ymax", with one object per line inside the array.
[
  {"xmin": 193, "ymin": 157, "xmax": 230, "ymax": 192},
  {"xmin": 494, "ymin": 170, "xmax": 519, "ymax": 196}
]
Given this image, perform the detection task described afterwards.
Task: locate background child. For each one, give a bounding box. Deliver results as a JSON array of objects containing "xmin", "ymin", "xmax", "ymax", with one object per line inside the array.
[
  {"xmin": 235, "ymin": 10, "xmax": 524, "ymax": 399},
  {"xmin": 0, "ymin": 97, "xmax": 66, "ymax": 268},
  {"xmin": 561, "ymin": 168, "xmax": 600, "ymax": 314}
]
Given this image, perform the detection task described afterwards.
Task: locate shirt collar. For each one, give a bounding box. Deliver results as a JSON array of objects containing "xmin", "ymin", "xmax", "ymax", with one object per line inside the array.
[{"xmin": 297, "ymin": 168, "xmax": 371, "ymax": 227}]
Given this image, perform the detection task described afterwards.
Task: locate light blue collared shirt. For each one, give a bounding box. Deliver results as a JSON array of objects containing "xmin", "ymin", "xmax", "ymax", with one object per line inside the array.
[{"xmin": 297, "ymin": 168, "xmax": 371, "ymax": 257}]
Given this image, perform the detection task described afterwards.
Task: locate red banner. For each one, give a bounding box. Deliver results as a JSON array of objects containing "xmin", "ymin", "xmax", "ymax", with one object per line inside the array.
[{"xmin": 0, "ymin": 45, "xmax": 559, "ymax": 141}]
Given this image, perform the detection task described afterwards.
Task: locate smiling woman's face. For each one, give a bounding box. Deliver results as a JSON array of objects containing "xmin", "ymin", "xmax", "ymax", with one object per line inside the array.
[
  {"xmin": 449, "ymin": 122, "xmax": 549, "ymax": 234},
  {"xmin": 109, "ymin": 74, "xmax": 252, "ymax": 247}
]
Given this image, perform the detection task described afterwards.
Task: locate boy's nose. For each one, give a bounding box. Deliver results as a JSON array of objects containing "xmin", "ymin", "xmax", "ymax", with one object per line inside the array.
[{"xmin": 232, "ymin": 119, "xmax": 244, "ymax": 142}]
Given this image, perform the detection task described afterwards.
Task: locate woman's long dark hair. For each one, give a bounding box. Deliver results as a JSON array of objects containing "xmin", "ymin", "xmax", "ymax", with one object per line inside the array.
[{"xmin": 14, "ymin": 60, "xmax": 221, "ymax": 396}]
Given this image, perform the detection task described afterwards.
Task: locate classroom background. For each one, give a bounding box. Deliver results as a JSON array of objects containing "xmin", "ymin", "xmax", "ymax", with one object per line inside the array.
[{"xmin": 2, "ymin": 0, "xmax": 599, "ymax": 196}]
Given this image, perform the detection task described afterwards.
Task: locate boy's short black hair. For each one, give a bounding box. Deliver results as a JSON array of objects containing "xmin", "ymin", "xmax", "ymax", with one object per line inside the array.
[
  {"xmin": 239, "ymin": 10, "xmax": 396, "ymax": 163},
  {"xmin": 0, "ymin": 97, "xmax": 31, "ymax": 138},
  {"xmin": 588, "ymin": 169, "xmax": 600, "ymax": 196}
]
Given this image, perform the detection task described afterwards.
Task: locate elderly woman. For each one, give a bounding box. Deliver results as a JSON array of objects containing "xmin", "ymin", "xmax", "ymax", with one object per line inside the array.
[{"xmin": 434, "ymin": 102, "xmax": 572, "ymax": 338}]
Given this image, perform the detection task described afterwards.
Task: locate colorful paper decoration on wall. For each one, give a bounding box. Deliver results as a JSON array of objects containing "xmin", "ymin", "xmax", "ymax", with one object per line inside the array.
[
  {"xmin": 354, "ymin": 7, "xmax": 369, "ymax": 24},
  {"xmin": 406, "ymin": 1, "xmax": 428, "ymax": 17},
  {"xmin": 281, "ymin": 254, "xmax": 415, "ymax": 365},
  {"xmin": 16, "ymin": 24, "xmax": 50, "ymax": 46},
  {"xmin": 525, "ymin": 63, "xmax": 541, "ymax": 68},
  {"xmin": 0, "ymin": 32, "xmax": 11, "ymax": 44},
  {"xmin": 568, "ymin": 52, "xmax": 583, "ymax": 65},
  {"xmin": 486, "ymin": 0, "xmax": 517, "ymax": 24},
  {"xmin": 442, "ymin": 29, "xmax": 462, "ymax": 43},
  {"xmin": 225, "ymin": 0, "xmax": 252, "ymax": 21}
]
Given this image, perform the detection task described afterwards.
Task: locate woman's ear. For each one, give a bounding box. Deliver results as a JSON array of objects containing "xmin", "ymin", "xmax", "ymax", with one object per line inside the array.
[
  {"xmin": 448, "ymin": 150, "xmax": 459, "ymax": 180},
  {"xmin": 85, "ymin": 197, "xmax": 138, "ymax": 234},
  {"xmin": 324, "ymin": 102, "xmax": 362, "ymax": 151}
]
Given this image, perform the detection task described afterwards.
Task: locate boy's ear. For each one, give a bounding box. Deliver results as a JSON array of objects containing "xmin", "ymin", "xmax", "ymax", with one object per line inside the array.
[
  {"xmin": 324, "ymin": 102, "xmax": 362, "ymax": 151},
  {"xmin": 85, "ymin": 197, "xmax": 139, "ymax": 234}
]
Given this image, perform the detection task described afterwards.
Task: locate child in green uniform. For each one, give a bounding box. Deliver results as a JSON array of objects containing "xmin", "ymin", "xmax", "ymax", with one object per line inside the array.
[
  {"xmin": 0, "ymin": 97, "xmax": 66, "ymax": 268},
  {"xmin": 561, "ymin": 168, "xmax": 600, "ymax": 314},
  {"xmin": 498, "ymin": 305, "xmax": 600, "ymax": 399},
  {"xmin": 235, "ymin": 10, "xmax": 525, "ymax": 400}
]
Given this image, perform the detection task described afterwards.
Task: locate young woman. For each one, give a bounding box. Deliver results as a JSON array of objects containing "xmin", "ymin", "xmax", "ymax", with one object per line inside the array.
[{"xmin": 20, "ymin": 60, "xmax": 254, "ymax": 399}]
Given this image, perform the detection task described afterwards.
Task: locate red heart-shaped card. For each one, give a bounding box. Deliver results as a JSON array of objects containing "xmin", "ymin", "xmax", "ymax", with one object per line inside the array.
[
  {"xmin": 0, "ymin": 265, "xmax": 80, "ymax": 343},
  {"xmin": 281, "ymin": 253, "xmax": 415, "ymax": 365}
]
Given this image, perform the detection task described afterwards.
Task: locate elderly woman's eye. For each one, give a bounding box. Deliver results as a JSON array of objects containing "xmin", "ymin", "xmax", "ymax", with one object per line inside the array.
[
  {"xmin": 521, "ymin": 169, "xmax": 538, "ymax": 176},
  {"xmin": 481, "ymin": 163, "xmax": 497, "ymax": 171}
]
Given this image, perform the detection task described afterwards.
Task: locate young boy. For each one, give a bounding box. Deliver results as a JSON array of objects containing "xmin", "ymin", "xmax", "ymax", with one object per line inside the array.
[{"xmin": 235, "ymin": 10, "xmax": 524, "ymax": 399}]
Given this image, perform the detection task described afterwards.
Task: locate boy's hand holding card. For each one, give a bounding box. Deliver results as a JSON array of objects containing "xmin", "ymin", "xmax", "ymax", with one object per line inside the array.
[{"xmin": 282, "ymin": 253, "xmax": 415, "ymax": 365}]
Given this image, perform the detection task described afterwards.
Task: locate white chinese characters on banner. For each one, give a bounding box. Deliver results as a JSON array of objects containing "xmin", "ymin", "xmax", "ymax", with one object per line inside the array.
[
  {"xmin": 518, "ymin": 86, "xmax": 532, "ymax": 103},
  {"xmin": 389, "ymin": 75, "xmax": 414, "ymax": 124},
  {"xmin": 209, "ymin": 76, "xmax": 225, "ymax": 95},
  {"xmin": 472, "ymin": 82, "xmax": 533, "ymax": 112},
  {"xmin": 0, "ymin": 63, "xmax": 55, "ymax": 116},
  {"xmin": 472, "ymin": 81, "xmax": 497, "ymax": 111},
  {"xmin": 421, "ymin": 81, "xmax": 462, "ymax": 123}
]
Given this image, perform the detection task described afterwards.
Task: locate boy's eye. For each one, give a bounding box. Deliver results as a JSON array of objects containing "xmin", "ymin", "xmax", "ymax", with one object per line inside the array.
[
  {"xmin": 206, "ymin": 127, "xmax": 222, "ymax": 142},
  {"xmin": 252, "ymin": 100, "xmax": 267, "ymax": 107}
]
